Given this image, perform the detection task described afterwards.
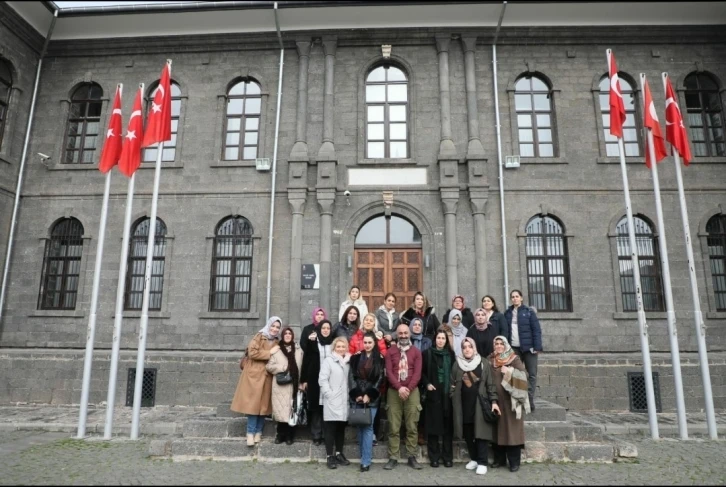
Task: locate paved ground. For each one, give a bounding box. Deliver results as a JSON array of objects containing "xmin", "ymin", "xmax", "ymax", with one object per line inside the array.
[{"xmin": 0, "ymin": 430, "xmax": 724, "ymax": 485}]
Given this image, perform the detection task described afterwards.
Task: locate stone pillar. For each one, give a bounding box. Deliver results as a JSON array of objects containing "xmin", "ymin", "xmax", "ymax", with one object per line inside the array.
[
  {"xmin": 461, "ymin": 36, "xmax": 486, "ymax": 160},
  {"xmin": 441, "ymin": 193, "xmax": 459, "ymax": 301},
  {"xmin": 287, "ymin": 191, "xmax": 307, "ymax": 327},
  {"xmin": 317, "ymin": 36, "xmax": 337, "ymax": 161},
  {"xmin": 435, "ymin": 34, "xmax": 457, "ymax": 160},
  {"xmin": 290, "ymin": 39, "xmax": 312, "ymax": 161},
  {"xmin": 317, "ymin": 191, "xmax": 335, "ymax": 313},
  {"xmin": 470, "ymin": 195, "xmax": 488, "ymax": 300}
]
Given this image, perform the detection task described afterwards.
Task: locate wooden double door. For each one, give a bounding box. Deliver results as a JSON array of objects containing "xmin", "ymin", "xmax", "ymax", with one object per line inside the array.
[{"xmin": 354, "ymin": 248, "xmax": 423, "ymax": 312}]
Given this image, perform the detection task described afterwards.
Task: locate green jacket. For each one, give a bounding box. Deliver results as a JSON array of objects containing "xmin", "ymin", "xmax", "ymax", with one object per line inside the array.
[{"xmin": 450, "ymin": 360, "xmax": 498, "ymax": 441}]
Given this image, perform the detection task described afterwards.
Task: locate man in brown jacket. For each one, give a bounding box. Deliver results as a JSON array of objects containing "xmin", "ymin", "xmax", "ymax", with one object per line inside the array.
[{"xmin": 384, "ymin": 323, "xmax": 423, "ymax": 470}]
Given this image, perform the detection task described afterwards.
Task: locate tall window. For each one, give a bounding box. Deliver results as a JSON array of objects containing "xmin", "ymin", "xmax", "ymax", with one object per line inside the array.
[
  {"xmin": 525, "ymin": 215, "xmax": 572, "ymax": 311},
  {"xmin": 38, "ymin": 218, "xmax": 84, "ymax": 310},
  {"xmin": 514, "ymin": 75, "xmax": 556, "ymax": 157},
  {"xmin": 365, "ymin": 65, "xmax": 408, "ymax": 159},
  {"xmin": 125, "ymin": 217, "xmax": 167, "ymax": 311},
  {"xmin": 0, "ymin": 58, "xmax": 12, "ymax": 152},
  {"xmin": 706, "ymin": 214, "xmax": 726, "ymax": 311},
  {"xmin": 599, "ymin": 74, "xmax": 640, "ymax": 157},
  {"xmin": 210, "ymin": 216, "xmax": 253, "ymax": 311},
  {"xmin": 64, "ymin": 83, "xmax": 103, "ymax": 164},
  {"xmin": 684, "ymin": 73, "xmax": 725, "ymax": 157},
  {"xmin": 143, "ymin": 81, "xmax": 182, "ymax": 163},
  {"xmin": 616, "ymin": 216, "xmax": 664, "ymax": 312},
  {"xmin": 223, "ymin": 79, "xmax": 261, "ymax": 161}
]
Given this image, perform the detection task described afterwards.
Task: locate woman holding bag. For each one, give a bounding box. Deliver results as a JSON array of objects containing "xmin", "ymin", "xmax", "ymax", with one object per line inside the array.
[
  {"xmin": 348, "ymin": 332, "xmax": 385, "ymax": 472},
  {"xmin": 266, "ymin": 327, "xmax": 304, "ymax": 445},
  {"xmin": 319, "ymin": 336, "xmax": 351, "ymax": 469}
]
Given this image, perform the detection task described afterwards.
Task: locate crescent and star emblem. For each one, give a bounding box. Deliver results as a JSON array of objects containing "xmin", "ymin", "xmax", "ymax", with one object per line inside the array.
[{"xmin": 610, "ymin": 73, "xmax": 622, "ymax": 100}]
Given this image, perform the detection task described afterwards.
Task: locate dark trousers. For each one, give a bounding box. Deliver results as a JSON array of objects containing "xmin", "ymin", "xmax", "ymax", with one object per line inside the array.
[
  {"xmin": 492, "ymin": 444, "xmax": 522, "ymax": 468},
  {"xmin": 323, "ymin": 421, "xmax": 346, "ymax": 456},
  {"xmin": 309, "ymin": 409, "xmax": 323, "ymax": 440},
  {"xmin": 427, "ymin": 433, "xmax": 453, "ymax": 463},
  {"xmin": 373, "ymin": 406, "xmax": 382, "ymax": 439},
  {"xmin": 513, "ymin": 347, "xmax": 538, "ymax": 406},
  {"xmin": 462, "ymin": 423, "xmax": 488, "ymax": 464},
  {"xmin": 276, "ymin": 421, "xmax": 296, "ymax": 440}
]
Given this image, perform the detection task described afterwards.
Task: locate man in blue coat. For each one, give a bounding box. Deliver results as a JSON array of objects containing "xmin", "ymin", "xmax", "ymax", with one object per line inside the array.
[{"xmin": 504, "ymin": 289, "xmax": 542, "ymax": 412}]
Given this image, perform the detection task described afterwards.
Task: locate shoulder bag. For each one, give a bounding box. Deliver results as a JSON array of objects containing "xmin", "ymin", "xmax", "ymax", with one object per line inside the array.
[
  {"xmin": 348, "ymin": 403, "xmax": 372, "ymax": 426},
  {"xmin": 276, "ymin": 371, "xmax": 292, "ymax": 385}
]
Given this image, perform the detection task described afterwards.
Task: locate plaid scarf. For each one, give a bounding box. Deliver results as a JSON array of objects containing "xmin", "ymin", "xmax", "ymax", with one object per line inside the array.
[{"xmin": 397, "ymin": 342, "xmax": 411, "ymax": 382}]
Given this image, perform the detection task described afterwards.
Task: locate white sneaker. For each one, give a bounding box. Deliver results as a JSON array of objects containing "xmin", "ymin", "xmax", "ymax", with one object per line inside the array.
[
  {"xmin": 465, "ymin": 460, "xmax": 478, "ymax": 470},
  {"xmin": 476, "ymin": 465, "xmax": 488, "ymax": 475}
]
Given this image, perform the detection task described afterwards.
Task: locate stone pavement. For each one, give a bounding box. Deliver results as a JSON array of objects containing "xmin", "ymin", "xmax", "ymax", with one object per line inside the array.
[{"xmin": 0, "ymin": 430, "xmax": 725, "ymax": 485}]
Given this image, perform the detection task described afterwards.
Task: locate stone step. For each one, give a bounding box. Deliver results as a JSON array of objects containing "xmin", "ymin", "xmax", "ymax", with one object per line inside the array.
[{"xmin": 150, "ymin": 437, "xmax": 619, "ymax": 463}]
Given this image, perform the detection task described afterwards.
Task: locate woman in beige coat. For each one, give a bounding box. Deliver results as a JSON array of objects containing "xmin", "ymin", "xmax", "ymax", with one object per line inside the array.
[
  {"xmin": 266, "ymin": 327, "xmax": 304, "ymax": 445},
  {"xmin": 231, "ymin": 316, "xmax": 281, "ymax": 446}
]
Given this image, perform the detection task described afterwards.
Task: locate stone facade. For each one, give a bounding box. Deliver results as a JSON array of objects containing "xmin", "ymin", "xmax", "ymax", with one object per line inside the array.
[{"xmin": 0, "ymin": 3, "xmax": 725, "ymax": 410}]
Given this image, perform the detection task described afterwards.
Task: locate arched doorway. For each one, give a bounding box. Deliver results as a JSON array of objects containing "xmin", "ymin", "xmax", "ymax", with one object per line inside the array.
[{"xmin": 354, "ymin": 214, "xmax": 423, "ymax": 311}]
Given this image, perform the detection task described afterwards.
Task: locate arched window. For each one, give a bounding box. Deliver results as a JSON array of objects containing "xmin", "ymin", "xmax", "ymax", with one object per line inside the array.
[
  {"xmin": 223, "ymin": 79, "xmax": 261, "ymax": 161},
  {"xmin": 210, "ymin": 216, "xmax": 253, "ymax": 311},
  {"xmin": 706, "ymin": 214, "xmax": 726, "ymax": 310},
  {"xmin": 616, "ymin": 216, "xmax": 664, "ymax": 312},
  {"xmin": 599, "ymin": 74, "xmax": 640, "ymax": 157},
  {"xmin": 515, "ymin": 75, "xmax": 556, "ymax": 157},
  {"xmin": 684, "ymin": 73, "xmax": 725, "ymax": 157},
  {"xmin": 124, "ymin": 217, "xmax": 167, "ymax": 311},
  {"xmin": 0, "ymin": 58, "xmax": 12, "ymax": 151},
  {"xmin": 525, "ymin": 215, "xmax": 572, "ymax": 311},
  {"xmin": 143, "ymin": 81, "xmax": 182, "ymax": 163},
  {"xmin": 64, "ymin": 83, "xmax": 103, "ymax": 164},
  {"xmin": 355, "ymin": 214, "xmax": 421, "ymax": 246},
  {"xmin": 38, "ymin": 218, "xmax": 84, "ymax": 310},
  {"xmin": 365, "ymin": 65, "xmax": 408, "ymax": 159}
]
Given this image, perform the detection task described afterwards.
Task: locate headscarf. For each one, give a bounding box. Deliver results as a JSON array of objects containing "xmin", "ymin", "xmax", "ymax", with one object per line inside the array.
[
  {"xmin": 451, "ymin": 295, "xmax": 466, "ymax": 310},
  {"xmin": 315, "ymin": 319, "xmax": 335, "ymax": 346},
  {"xmin": 493, "ymin": 335, "xmax": 516, "ymax": 368},
  {"xmin": 311, "ymin": 307, "xmax": 327, "ymax": 326},
  {"xmin": 456, "ymin": 337, "xmax": 482, "ymax": 372},
  {"xmin": 448, "ymin": 309, "xmax": 467, "ymax": 356},
  {"xmin": 409, "ymin": 317, "xmax": 424, "ymax": 349},
  {"xmin": 259, "ymin": 316, "xmax": 282, "ymax": 340},
  {"xmin": 279, "ymin": 327, "xmax": 300, "ymax": 405},
  {"xmin": 474, "ymin": 307, "xmax": 490, "ymax": 332}
]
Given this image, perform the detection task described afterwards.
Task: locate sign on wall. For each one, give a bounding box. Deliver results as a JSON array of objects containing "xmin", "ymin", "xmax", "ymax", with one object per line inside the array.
[{"xmin": 301, "ymin": 264, "xmax": 320, "ymax": 289}]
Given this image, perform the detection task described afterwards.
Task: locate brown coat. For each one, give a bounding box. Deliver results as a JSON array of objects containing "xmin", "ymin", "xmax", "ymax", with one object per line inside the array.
[
  {"xmin": 490, "ymin": 354, "xmax": 527, "ymax": 446},
  {"xmin": 265, "ymin": 347, "xmax": 303, "ymax": 423},
  {"xmin": 230, "ymin": 333, "xmax": 277, "ymax": 415}
]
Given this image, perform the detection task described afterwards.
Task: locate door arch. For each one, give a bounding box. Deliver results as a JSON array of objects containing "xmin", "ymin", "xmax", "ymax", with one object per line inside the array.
[{"xmin": 354, "ymin": 214, "xmax": 423, "ymax": 311}]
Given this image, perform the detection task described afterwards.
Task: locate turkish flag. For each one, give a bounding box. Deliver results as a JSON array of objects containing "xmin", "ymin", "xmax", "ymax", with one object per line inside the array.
[
  {"xmin": 118, "ymin": 86, "xmax": 144, "ymax": 177},
  {"xmin": 642, "ymin": 76, "xmax": 668, "ymax": 168},
  {"xmin": 664, "ymin": 75, "xmax": 693, "ymax": 166},
  {"xmin": 607, "ymin": 50, "xmax": 626, "ymax": 138},
  {"xmin": 141, "ymin": 60, "xmax": 172, "ymax": 148},
  {"xmin": 98, "ymin": 85, "xmax": 123, "ymax": 173}
]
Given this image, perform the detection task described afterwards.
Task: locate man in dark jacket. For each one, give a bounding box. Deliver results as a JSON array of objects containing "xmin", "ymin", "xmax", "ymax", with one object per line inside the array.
[
  {"xmin": 504, "ymin": 289, "xmax": 542, "ymax": 411},
  {"xmin": 384, "ymin": 324, "xmax": 423, "ymax": 470}
]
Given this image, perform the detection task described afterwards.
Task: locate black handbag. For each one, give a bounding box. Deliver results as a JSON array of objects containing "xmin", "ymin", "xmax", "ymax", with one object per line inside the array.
[
  {"xmin": 276, "ymin": 371, "xmax": 292, "ymax": 385},
  {"xmin": 477, "ymin": 393, "xmax": 499, "ymax": 424},
  {"xmin": 348, "ymin": 404, "xmax": 372, "ymax": 426}
]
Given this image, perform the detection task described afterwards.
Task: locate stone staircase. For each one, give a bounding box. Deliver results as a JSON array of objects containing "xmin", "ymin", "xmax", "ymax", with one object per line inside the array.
[{"xmin": 149, "ymin": 399, "xmax": 637, "ymax": 463}]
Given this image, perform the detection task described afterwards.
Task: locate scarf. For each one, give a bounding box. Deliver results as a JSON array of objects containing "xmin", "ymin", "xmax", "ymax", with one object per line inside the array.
[
  {"xmin": 397, "ymin": 341, "xmax": 411, "ymax": 382},
  {"xmin": 432, "ymin": 347, "xmax": 452, "ymax": 394},
  {"xmin": 493, "ymin": 335, "xmax": 517, "ymax": 368},
  {"xmin": 456, "ymin": 337, "xmax": 482, "ymax": 372},
  {"xmin": 448, "ymin": 309, "xmax": 467, "ymax": 355},
  {"xmin": 501, "ymin": 363, "xmax": 531, "ymax": 419},
  {"xmin": 259, "ymin": 316, "xmax": 282, "ymax": 340},
  {"xmin": 409, "ymin": 317, "xmax": 424, "ymax": 349},
  {"xmin": 279, "ymin": 327, "xmax": 300, "ymax": 406},
  {"xmin": 311, "ymin": 307, "xmax": 327, "ymax": 326},
  {"xmin": 474, "ymin": 307, "xmax": 491, "ymax": 331}
]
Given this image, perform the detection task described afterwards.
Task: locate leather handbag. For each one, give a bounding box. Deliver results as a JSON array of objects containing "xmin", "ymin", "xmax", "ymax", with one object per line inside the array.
[
  {"xmin": 276, "ymin": 371, "xmax": 293, "ymax": 385},
  {"xmin": 348, "ymin": 404, "xmax": 372, "ymax": 426},
  {"xmin": 477, "ymin": 392, "xmax": 499, "ymax": 424}
]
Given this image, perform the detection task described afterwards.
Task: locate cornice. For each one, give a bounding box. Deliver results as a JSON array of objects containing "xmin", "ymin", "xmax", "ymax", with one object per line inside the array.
[{"xmin": 0, "ymin": 3, "xmax": 45, "ymax": 55}]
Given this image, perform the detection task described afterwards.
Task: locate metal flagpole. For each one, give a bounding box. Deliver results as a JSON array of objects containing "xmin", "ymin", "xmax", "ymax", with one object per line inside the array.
[
  {"xmin": 640, "ymin": 75, "xmax": 687, "ymax": 438},
  {"xmin": 130, "ymin": 142, "xmax": 163, "ymax": 439},
  {"xmin": 663, "ymin": 73, "xmax": 718, "ymax": 440},
  {"xmin": 76, "ymin": 169, "xmax": 113, "ymax": 438},
  {"xmin": 104, "ymin": 171, "xmax": 135, "ymax": 439},
  {"xmin": 616, "ymin": 136, "xmax": 659, "ymax": 440}
]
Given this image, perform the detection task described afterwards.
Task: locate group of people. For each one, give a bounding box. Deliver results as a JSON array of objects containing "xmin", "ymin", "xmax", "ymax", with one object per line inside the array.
[{"xmin": 230, "ymin": 286, "xmax": 543, "ymax": 474}]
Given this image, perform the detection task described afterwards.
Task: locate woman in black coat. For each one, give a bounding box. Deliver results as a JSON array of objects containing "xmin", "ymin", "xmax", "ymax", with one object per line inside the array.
[
  {"xmin": 467, "ymin": 295, "xmax": 509, "ymax": 359},
  {"xmin": 400, "ymin": 291, "xmax": 441, "ymax": 340},
  {"xmin": 421, "ymin": 329, "xmax": 456, "ymax": 468},
  {"xmin": 300, "ymin": 319, "xmax": 334, "ymax": 445}
]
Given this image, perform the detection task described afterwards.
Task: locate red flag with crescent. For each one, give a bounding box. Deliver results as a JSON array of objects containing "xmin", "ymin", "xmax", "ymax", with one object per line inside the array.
[
  {"xmin": 643, "ymin": 76, "xmax": 668, "ymax": 168},
  {"xmin": 607, "ymin": 50, "xmax": 626, "ymax": 138},
  {"xmin": 98, "ymin": 85, "xmax": 122, "ymax": 173},
  {"xmin": 142, "ymin": 60, "xmax": 172, "ymax": 148},
  {"xmin": 664, "ymin": 75, "xmax": 693, "ymax": 166},
  {"xmin": 118, "ymin": 86, "xmax": 144, "ymax": 177}
]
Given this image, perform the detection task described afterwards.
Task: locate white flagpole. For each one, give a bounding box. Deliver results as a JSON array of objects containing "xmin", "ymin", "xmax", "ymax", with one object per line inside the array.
[
  {"xmin": 76, "ymin": 165, "xmax": 113, "ymax": 438},
  {"xmin": 640, "ymin": 73, "xmax": 687, "ymax": 439},
  {"xmin": 103, "ymin": 170, "xmax": 135, "ymax": 439},
  {"xmin": 663, "ymin": 72, "xmax": 718, "ymax": 439}
]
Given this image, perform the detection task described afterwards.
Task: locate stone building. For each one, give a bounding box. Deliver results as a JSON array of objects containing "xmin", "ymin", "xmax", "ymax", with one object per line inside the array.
[{"xmin": 0, "ymin": 1, "xmax": 725, "ymax": 413}]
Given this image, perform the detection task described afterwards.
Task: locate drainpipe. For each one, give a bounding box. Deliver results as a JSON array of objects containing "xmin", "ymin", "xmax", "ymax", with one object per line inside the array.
[
  {"xmin": 0, "ymin": 8, "xmax": 59, "ymax": 324},
  {"xmin": 492, "ymin": 1, "xmax": 509, "ymax": 300},
  {"xmin": 265, "ymin": 2, "xmax": 285, "ymax": 322}
]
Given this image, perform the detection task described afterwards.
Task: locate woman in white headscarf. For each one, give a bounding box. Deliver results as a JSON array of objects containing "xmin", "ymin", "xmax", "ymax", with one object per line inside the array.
[{"xmin": 231, "ymin": 316, "xmax": 282, "ymax": 446}]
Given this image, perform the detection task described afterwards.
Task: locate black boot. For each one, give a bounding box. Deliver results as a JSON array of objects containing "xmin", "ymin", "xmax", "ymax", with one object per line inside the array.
[
  {"xmin": 335, "ymin": 452, "xmax": 350, "ymax": 466},
  {"xmin": 326, "ymin": 455, "xmax": 337, "ymax": 469},
  {"xmin": 507, "ymin": 448, "xmax": 521, "ymax": 472}
]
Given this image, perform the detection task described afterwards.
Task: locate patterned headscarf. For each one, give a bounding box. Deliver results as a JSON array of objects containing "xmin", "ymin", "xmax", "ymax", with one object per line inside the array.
[
  {"xmin": 311, "ymin": 307, "xmax": 327, "ymax": 326},
  {"xmin": 474, "ymin": 307, "xmax": 489, "ymax": 331},
  {"xmin": 493, "ymin": 335, "xmax": 516, "ymax": 368},
  {"xmin": 259, "ymin": 316, "xmax": 282, "ymax": 340}
]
